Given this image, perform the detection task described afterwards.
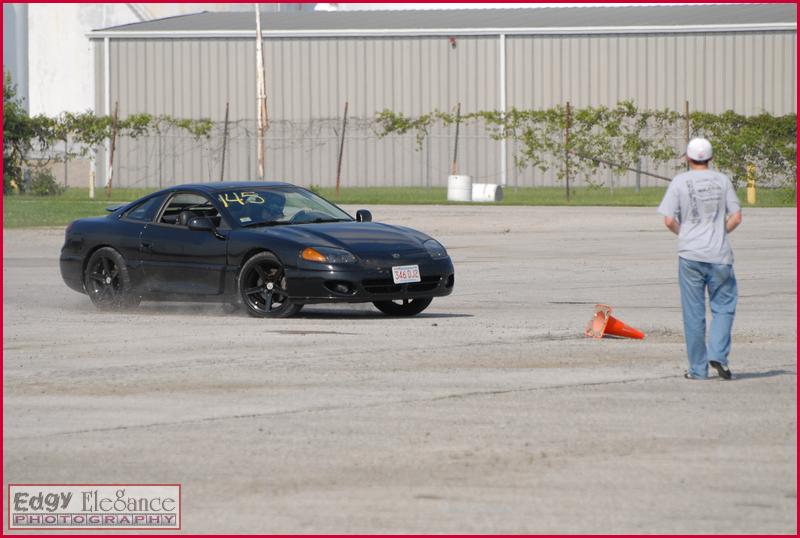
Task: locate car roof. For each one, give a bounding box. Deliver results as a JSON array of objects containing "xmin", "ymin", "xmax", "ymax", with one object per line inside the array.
[
  {"xmin": 166, "ymin": 181, "xmax": 295, "ymax": 193},
  {"xmin": 145, "ymin": 181, "xmax": 298, "ymax": 198}
]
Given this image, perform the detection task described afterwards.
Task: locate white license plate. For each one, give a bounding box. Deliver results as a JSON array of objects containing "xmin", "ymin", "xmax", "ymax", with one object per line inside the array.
[{"xmin": 391, "ymin": 265, "xmax": 421, "ymax": 284}]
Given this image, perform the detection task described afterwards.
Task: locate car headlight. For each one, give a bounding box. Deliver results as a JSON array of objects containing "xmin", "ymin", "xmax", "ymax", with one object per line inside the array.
[
  {"xmin": 301, "ymin": 246, "xmax": 357, "ymax": 264},
  {"xmin": 423, "ymin": 239, "xmax": 448, "ymax": 259}
]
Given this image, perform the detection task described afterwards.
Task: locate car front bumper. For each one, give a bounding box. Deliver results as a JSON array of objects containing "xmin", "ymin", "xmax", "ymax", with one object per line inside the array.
[{"xmin": 284, "ymin": 257, "xmax": 454, "ymax": 304}]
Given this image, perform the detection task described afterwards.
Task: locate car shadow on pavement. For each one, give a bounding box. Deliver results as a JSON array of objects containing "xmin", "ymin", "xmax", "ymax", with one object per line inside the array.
[
  {"xmin": 295, "ymin": 308, "xmax": 473, "ymax": 320},
  {"xmin": 130, "ymin": 303, "xmax": 472, "ymax": 320},
  {"xmin": 132, "ymin": 303, "xmax": 235, "ymax": 316},
  {"xmin": 731, "ymin": 369, "xmax": 796, "ymax": 380}
]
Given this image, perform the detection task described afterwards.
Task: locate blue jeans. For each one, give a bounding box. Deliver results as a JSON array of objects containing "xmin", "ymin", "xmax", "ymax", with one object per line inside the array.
[{"xmin": 678, "ymin": 257, "xmax": 738, "ymax": 378}]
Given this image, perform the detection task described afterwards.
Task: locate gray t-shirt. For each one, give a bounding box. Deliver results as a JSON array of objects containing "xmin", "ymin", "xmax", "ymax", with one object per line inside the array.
[{"xmin": 657, "ymin": 169, "xmax": 741, "ymax": 265}]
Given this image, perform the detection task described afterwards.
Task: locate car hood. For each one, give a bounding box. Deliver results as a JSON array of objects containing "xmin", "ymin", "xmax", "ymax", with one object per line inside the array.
[{"xmin": 254, "ymin": 221, "xmax": 432, "ymax": 256}]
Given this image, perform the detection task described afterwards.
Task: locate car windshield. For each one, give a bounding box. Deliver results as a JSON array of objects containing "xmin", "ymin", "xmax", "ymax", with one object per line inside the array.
[{"xmin": 216, "ymin": 187, "xmax": 352, "ymax": 227}]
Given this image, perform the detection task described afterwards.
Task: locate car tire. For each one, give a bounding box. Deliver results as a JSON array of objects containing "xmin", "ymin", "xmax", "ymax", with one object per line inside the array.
[
  {"xmin": 373, "ymin": 297, "xmax": 433, "ymax": 317},
  {"xmin": 84, "ymin": 247, "xmax": 141, "ymax": 310},
  {"xmin": 238, "ymin": 252, "xmax": 303, "ymax": 318}
]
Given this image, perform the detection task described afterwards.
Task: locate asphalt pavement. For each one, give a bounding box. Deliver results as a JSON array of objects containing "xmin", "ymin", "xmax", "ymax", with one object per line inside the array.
[{"xmin": 3, "ymin": 205, "xmax": 796, "ymax": 533}]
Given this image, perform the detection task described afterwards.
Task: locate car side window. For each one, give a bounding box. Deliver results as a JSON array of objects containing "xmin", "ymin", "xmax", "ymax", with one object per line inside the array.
[
  {"xmin": 123, "ymin": 195, "xmax": 166, "ymax": 222},
  {"xmin": 159, "ymin": 193, "xmax": 226, "ymax": 228}
]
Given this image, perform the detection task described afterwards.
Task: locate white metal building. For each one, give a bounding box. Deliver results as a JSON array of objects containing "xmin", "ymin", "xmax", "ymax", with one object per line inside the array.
[
  {"xmin": 87, "ymin": 4, "xmax": 796, "ymax": 189},
  {"xmin": 2, "ymin": 3, "xmax": 311, "ymax": 115}
]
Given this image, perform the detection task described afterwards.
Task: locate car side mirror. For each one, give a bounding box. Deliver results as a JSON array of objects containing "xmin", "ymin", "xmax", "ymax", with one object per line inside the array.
[
  {"xmin": 188, "ymin": 216, "xmax": 215, "ymax": 232},
  {"xmin": 356, "ymin": 209, "xmax": 372, "ymax": 223}
]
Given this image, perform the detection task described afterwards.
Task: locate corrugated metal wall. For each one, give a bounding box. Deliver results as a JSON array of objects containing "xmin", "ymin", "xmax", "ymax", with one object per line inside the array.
[
  {"xmin": 94, "ymin": 30, "xmax": 796, "ymax": 189},
  {"xmin": 504, "ymin": 30, "xmax": 797, "ymax": 187},
  {"xmin": 506, "ymin": 32, "xmax": 797, "ymax": 113}
]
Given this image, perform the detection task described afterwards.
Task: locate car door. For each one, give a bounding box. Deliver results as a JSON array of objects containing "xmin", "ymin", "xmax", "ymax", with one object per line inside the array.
[
  {"xmin": 113, "ymin": 193, "xmax": 170, "ymax": 289},
  {"xmin": 139, "ymin": 191, "xmax": 229, "ymax": 296}
]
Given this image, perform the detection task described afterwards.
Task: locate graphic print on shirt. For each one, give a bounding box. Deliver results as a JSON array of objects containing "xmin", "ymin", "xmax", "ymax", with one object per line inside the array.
[
  {"xmin": 686, "ymin": 180, "xmax": 701, "ymax": 223},
  {"xmin": 686, "ymin": 178, "xmax": 722, "ymax": 223}
]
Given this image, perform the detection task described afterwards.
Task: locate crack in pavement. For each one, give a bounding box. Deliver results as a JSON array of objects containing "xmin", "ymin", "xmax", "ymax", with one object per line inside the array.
[{"xmin": 6, "ymin": 370, "xmax": 768, "ymax": 441}]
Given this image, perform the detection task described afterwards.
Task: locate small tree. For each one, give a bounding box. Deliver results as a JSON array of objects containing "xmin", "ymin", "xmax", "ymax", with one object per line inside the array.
[
  {"xmin": 690, "ymin": 110, "xmax": 797, "ymax": 190},
  {"xmin": 3, "ymin": 71, "xmax": 53, "ymax": 193},
  {"xmin": 375, "ymin": 101, "xmax": 682, "ymax": 186},
  {"xmin": 3, "ymin": 67, "xmax": 214, "ymax": 194},
  {"xmin": 375, "ymin": 102, "xmax": 796, "ymax": 192}
]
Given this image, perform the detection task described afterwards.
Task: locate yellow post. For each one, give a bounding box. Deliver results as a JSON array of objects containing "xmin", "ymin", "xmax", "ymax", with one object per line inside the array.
[{"xmin": 746, "ymin": 164, "xmax": 756, "ymax": 205}]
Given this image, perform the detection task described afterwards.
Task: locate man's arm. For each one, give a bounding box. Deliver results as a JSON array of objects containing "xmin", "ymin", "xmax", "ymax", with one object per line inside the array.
[
  {"xmin": 664, "ymin": 216, "xmax": 680, "ymax": 235},
  {"xmin": 726, "ymin": 210, "xmax": 742, "ymax": 233}
]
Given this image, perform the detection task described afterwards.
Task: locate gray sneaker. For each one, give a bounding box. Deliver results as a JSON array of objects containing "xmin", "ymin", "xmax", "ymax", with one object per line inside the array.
[{"xmin": 709, "ymin": 360, "xmax": 733, "ymax": 380}]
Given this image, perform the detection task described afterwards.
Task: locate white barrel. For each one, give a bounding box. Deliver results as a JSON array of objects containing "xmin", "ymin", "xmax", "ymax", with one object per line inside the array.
[
  {"xmin": 471, "ymin": 183, "xmax": 504, "ymax": 202},
  {"xmin": 447, "ymin": 175, "xmax": 472, "ymax": 202}
]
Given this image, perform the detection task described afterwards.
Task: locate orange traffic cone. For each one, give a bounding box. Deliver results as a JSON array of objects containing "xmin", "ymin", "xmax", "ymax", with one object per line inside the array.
[{"xmin": 584, "ymin": 304, "xmax": 645, "ymax": 340}]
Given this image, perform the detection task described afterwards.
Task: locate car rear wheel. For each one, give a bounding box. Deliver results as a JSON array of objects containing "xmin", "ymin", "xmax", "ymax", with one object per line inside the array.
[
  {"xmin": 84, "ymin": 247, "xmax": 141, "ymax": 310},
  {"xmin": 373, "ymin": 297, "xmax": 432, "ymax": 316},
  {"xmin": 239, "ymin": 252, "xmax": 303, "ymax": 318}
]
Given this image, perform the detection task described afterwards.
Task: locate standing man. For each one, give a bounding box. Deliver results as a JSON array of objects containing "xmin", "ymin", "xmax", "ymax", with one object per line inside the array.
[{"xmin": 658, "ymin": 138, "xmax": 743, "ymax": 380}]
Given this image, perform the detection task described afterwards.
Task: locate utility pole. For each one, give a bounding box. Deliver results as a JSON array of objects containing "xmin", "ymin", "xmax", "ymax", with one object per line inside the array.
[
  {"xmin": 335, "ymin": 101, "xmax": 349, "ymax": 197},
  {"xmin": 255, "ymin": 4, "xmax": 268, "ymax": 180},
  {"xmin": 451, "ymin": 102, "xmax": 461, "ymax": 176},
  {"xmin": 684, "ymin": 100, "xmax": 690, "ymax": 170},
  {"xmin": 63, "ymin": 134, "xmax": 68, "ymax": 188},
  {"xmin": 564, "ymin": 101, "xmax": 571, "ymax": 202},
  {"xmin": 106, "ymin": 101, "xmax": 119, "ymax": 198},
  {"xmin": 220, "ymin": 101, "xmax": 230, "ymax": 182}
]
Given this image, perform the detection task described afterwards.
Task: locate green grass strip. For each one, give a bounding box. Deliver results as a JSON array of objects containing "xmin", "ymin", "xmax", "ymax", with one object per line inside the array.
[{"xmin": 3, "ymin": 186, "xmax": 794, "ymax": 229}]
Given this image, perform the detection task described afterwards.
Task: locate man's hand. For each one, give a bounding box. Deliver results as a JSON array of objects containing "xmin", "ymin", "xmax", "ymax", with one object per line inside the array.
[
  {"xmin": 726, "ymin": 210, "xmax": 742, "ymax": 233},
  {"xmin": 664, "ymin": 216, "xmax": 680, "ymax": 235}
]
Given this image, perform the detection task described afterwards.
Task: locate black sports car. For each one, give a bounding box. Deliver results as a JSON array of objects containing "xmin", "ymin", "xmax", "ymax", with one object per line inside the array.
[{"xmin": 60, "ymin": 182, "xmax": 454, "ymax": 317}]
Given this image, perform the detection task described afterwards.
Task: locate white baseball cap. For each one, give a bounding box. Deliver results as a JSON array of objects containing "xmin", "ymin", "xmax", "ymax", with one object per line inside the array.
[{"xmin": 686, "ymin": 137, "xmax": 713, "ymax": 161}]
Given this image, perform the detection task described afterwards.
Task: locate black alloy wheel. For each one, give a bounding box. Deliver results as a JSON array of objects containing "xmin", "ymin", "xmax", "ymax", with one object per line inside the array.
[
  {"xmin": 373, "ymin": 297, "xmax": 433, "ymax": 317},
  {"xmin": 238, "ymin": 252, "xmax": 303, "ymax": 318},
  {"xmin": 83, "ymin": 247, "xmax": 140, "ymax": 310}
]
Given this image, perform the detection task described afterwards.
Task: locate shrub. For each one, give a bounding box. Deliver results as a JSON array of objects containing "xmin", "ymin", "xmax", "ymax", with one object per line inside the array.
[
  {"xmin": 376, "ymin": 102, "xmax": 797, "ymax": 191},
  {"xmin": 690, "ymin": 111, "xmax": 797, "ymax": 189},
  {"xmin": 28, "ymin": 168, "xmax": 64, "ymax": 196}
]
